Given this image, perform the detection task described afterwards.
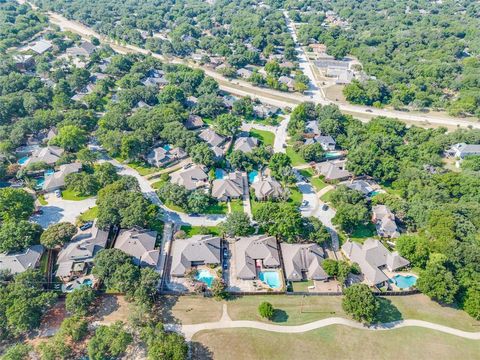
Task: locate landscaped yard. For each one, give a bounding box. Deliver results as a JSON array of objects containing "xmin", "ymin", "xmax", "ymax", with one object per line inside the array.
[
  {"xmin": 349, "ymin": 223, "xmax": 377, "ymax": 243},
  {"xmin": 61, "ymin": 189, "xmax": 93, "ymax": 201},
  {"xmin": 230, "ymin": 199, "xmax": 244, "ymax": 213},
  {"xmin": 192, "ymin": 326, "xmax": 480, "ymax": 360},
  {"xmin": 114, "ymin": 157, "xmax": 157, "ymax": 176},
  {"xmin": 151, "ymin": 179, "xmax": 167, "ymax": 189},
  {"xmin": 164, "ymin": 201, "xmax": 228, "ymax": 215},
  {"xmin": 320, "ymin": 188, "xmax": 335, "ymax": 203},
  {"xmin": 38, "ymin": 194, "xmax": 48, "ymax": 205},
  {"xmin": 249, "ymin": 129, "xmax": 275, "ymax": 147},
  {"xmin": 286, "ymin": 146, "xmax": 306, "ymax": 166},
  {"xmin": 180, "ymin": 225, "xmax": 221, "ymax": 237},
  {"xmin": 299, "ymin": 168, "xmax": 328, "ymax": 191},
  {"xmin": 77, "ymin": 206, "xmax": 98, "ymax": 224},
  {"xmin": 288, "ymin": 186, "xmax": 302, "ymax": 206},
  {"xmin": 158, "ymin": 295, "xmax": 223, "ymax": 324},
  {"xmin": 291, "ymin": 280, "xmax": 314, "ymax": 292}
]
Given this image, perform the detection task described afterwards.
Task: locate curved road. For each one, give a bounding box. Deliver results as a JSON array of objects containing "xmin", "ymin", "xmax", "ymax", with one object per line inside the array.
[
  {"xmin": 34, "ymin": 6, "xmax": 480, "ymax": 130},
  {"xmin": 166, "ymin": 317, "xmax": 480, "ymax": 341}
]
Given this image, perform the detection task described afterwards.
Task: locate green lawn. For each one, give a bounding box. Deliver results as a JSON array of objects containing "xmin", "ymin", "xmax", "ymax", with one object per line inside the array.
[
  {"xmin": 38, "ymin": 194, "xmax": 48, "ymax": 205},
  {"xmin": 204, "ymin": 202, "xmax": 228, "ymax": 214},
  {"xmin": 151, "ymin": 179, "xmax": 167, "ymax": 189},
  {"xmin": 286, "ymin": 146, "xmax": 306, "ymax": 166},
  {"xmin": 192, "ymin": 326, "xmax": 480, "ymax": 360},
  {"xmin": 164, "ymin": 201, "xmax": 186, "ymax": 213},
  {"xmin": 77, "ymin": 206, "xmax": 98, "ymax": 224},
  {"xmin": 349, "ymin": 223, "xmax": 377, "ymax": 243},
  {"xmin": 298, "ymin": 169, "xmax": 328, "ymax": 191},
  {"xmin": 61, "ymin": 189, "xmax": 93, "ymax": 201},
  {"xmin": 249, "ymin": 129, "xmax": 275, "ymax": 147},
  {"xmin": 291, "ymin": 280, "xmax": 314, "ymax": 292},
  {"xmin": 180, "ymin": 225, "xmax": 221, "ymax": 237},
  {"xmin": 114, "ymin": 157, "xmax": 157, "ymax": 176},
  {"xmin": 320, "ymin": 189, "xmax": 334, "ymax": 203},
  {"xmin": 288, "ymin": 186, "xmax": 303, "ymax": 206},
  {"xmin": 39, "ymin": 251, "xmax": 49, "ymax": 275},
  {"xmin": 230, "ymin": 199, "xmax": 244, "ymax": 213}
]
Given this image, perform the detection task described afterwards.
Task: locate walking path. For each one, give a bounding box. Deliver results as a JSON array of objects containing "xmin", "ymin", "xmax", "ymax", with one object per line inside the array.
[{"xmin": 165, "ymin": 316, "xmax": 480, "ymax": 341}]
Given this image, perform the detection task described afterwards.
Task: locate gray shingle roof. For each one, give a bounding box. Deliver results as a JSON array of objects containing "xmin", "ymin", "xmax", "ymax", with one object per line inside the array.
[
  {"xmin": 43, "ymin": 162, "xmax": 82, "ymax": 192},
  {"xmin": 25, "ymin": 146, "xmax": 64, "ymax": 166},
  {"xmin": 0, "ymin": 245, "xmax": 44, "ymax": 275},
  {"xmin": 114, "ymin": 227, "xmax": 158, "ymax": 267},
  {"xmin": 211, "ymin": 172, "xmax": 244, "ymax": 200},
  {"xmin": 235, "ymin": 235, "xmax": 280, "ymax": 280},
  {"xmin": 281, "ymin": 243, "xmax": 327, "ymax": 281},
  {"xmin": 170, "ymin": 235, "xmax": 221, "ymax": 277},
  {"xmin": 251, "ymin": 177, "xmax": 283, "ymax": 200},
  {"xmin": 170, "ymin": 165, "xmax": 208, "ymax": 190},
  {"xmin": 316, "ymin": 159, "xmax": 352, "ymax": 181},
  {"xmin": 199, "ymin": 129, "xmax": 226, "ymax": 147},
  {"xmin": 234, "ymin": 137, "xmax": 258, "ymax": 153}
]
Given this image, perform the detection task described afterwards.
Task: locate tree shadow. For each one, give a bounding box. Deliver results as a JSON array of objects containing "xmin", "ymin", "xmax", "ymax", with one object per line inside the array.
[
  {"xmin": 272, "ymin": 309, "xmax": 289, "ymax": 323},
  {"xmin": 374, "ymin": 297, "xmax": 403, "ymax": 323},
  {"xmin": 157, "ymin": 295, "xmax": 182, "ymax": 324},
  {"xmin": 190, "ymin": 341, "xmax": 214, "ymax": 360}
]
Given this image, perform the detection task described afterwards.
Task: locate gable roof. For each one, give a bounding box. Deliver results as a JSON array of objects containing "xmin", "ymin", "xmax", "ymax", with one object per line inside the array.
[
  {"xmin": 185, "ymin": 114, "xmax": 205, "ymax": 129},
  {"xmin": 0, "ymin": 245, "xmax": 44, "ymax": 275},
  {"xmin": 56, "ymin": 223, "xmax": 108, "ymax": 277},
  {"xmin": 235, "ymin": 235, "xmax": 280, "ymax": 279},
  {"xmin": 281, "ymin": 243, "xmax": 327, "ymax": 281},
  {"xmin": 25, "ymin": 146, "xmax": 64, "ymax": 166},
  {"xmin": 29, "ymin": 40, "xmax": 52, "ymax": 54},
  {"xmin": 170, "ymin": 235, "xmax": 221, "ymax": 276},
  {"xmin": 114, "ymin": 227, "xmax": 158, "ymax": 267},
  {"xmin": 316, "ymin": 159, "xmax": 352, "ymax": 181},
  {"xmin": 341, "ymin": 239, "xmax": 409, "ymax": 285},
  {"xmin": 199, "ymin": 129, "xmax": 226, "ymax": 147},
  {"xmin": 234, "ymin": 137, "xmax": 258, "ymax": 153},
  {"xmin": 170, "ymin": 165, "xmax": 208, "ymax": 191},
  {"xmin": 211, "ymin": 172, "xmax": 244, "ymax": 199},
  {"xmin": 43, "ymin": 162, "xmax": 82, "ymax": 191},
  {"xmin": 251, "ymin": 176, "xmax": 283, "ymax": 199}
]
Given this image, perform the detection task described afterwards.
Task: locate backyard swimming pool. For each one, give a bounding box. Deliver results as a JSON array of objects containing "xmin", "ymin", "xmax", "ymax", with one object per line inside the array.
[
  {"xmin": 18, "ymin": 156, "xmax": 29, "ymax": 165},
  {"xmin": 163, "ymin": 144, "xmax": 171, "ymax": 151},
  {"xmin": 196, "ymin": 269, "xmax": 215, "ymax": 288},
  {"xmin": 259, "ymin": 271, "xmax": 281, "ymax": 289},
  {"xmin": 369, "ymin": 190, "xmax": 382, "ymax": 196},
  {"xmin": 324, "ymin": 151, "xmax": 343, "ymax": 160},
  {"xmin": 215, "ymin": 168, "xmax": 225, "ymax": 179},
  {"xmin": 248, "ymin": 170, "xmax": 258, "ymax": 183},
  {"xmin": 391, "ymin": 274, "xmax": 417, "ymax": 289},
  {"xmin": 36, "ymin": 169, "xmax": 55, "ymax": 189}
]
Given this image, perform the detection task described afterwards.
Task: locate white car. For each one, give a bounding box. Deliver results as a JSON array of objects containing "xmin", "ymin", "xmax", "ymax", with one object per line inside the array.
[{"xmin": 54, "ymin": 190, "xmax": 62, "ymax": 198}]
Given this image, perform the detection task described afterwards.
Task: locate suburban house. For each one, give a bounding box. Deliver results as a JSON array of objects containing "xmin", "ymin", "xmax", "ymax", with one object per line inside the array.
[
  {"xmin": 211, "ymin": 171, "xmax": 245, "ymax": 201},
  {"xmin": 24, "ymin": 146, "xmax": 64, "ymax": 166},
  {"xmin": 170, "ymin": 235, "xmax": 221, "ymax": 277},
  {"xmin": 236, "ymin": 68, "xmax": 253, "ymax": 79},
  {"xmin": 0, "ymin": 245, "xmax": 44, "ymax": 275},
  {"xmin": 141, "ymin": 69, "xmax": 169, "ymax": 88},
  {"xmin": 315, "ymin": 159, "xmax": 352, "ymax": 182},
  {"xmin": 306, "ymin": 120, "xmax": 319, "ymax": 135},
  {"xmin": 280, "ymin": 243, "xmax": 328, "ymax": 282},
  {"xmin": 233, "ymin": 137, "xmax": 258, "ymax": 153},
  {"xmin": 326, "ymin": 68, "xmax": 353, "ymax": 84},
  {"xmin": 185, "ymin": 114, "xmax": 205, "ymax": 130},
  {"xmin": 341, "ymin": 239, "xmax": 409, "ymax": 287},
  {"xmin": 199, "ymin": 128, "xmax": 226, "ymax": 148},
  {"xmin": 114, "ymin": 227, "xmax": 159, "ymax": 268},
  {"xmin": 251, "ymin": 176, "xmax": 283, "ymax": 200},
  {"xmin": 170, "ymin": 165, "xmax": 209, "ymax": 191},
  {"xmin": 278, "ymin": 75, "xmax": 295, "ymax": 90},
  {"xmin": 343, "ymin": 179, "xmax": 374, "ymax": 196},
  {"xmin": 253, "ymin": 104, "xmax": 279, "ymax": 118},
  {"xmin": 235, "ymin": 235, "xmax": 280, "ymax": 280},
  {"xmin": 43, "ymin": 162, "xmax": 82, "ymax": 192},
  {"xmin": 13, "ymin": 54, "xmax": 35, "ymax": 71},
  {"xmin": 56, "ymin": 224, "xmax": 108, "ymax": 281},
  {"xmin": 305, "ymin": 135, "xmax": 336, "ymax": 151},
  {"xmin": 28, "ymin": 39, "xmax": 52, "ymax": 55},
  {"xmin": 66, "ymin": 41, "xmax": 96, "ymax": 58},
  {"xmin": 372, "ymin": 205, "xmax": 400, "ymax": 238},
  {"xmin": 146, "ymin": 146, "xmax": 187, "ymax": 168},
  {"xmin": 446, "ymin": 143, "xmax": 480, "ymax": 159}
]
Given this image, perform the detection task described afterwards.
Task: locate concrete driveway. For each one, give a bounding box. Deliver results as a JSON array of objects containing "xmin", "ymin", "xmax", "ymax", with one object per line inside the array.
[{"xmin": 31, "ymin": 194, "xmax": 96, "ymax": 228}]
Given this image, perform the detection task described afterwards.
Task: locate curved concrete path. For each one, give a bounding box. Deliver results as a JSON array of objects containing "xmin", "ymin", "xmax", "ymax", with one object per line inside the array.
[{"xmin": 165, "ymin": 317, "xmax": 480, "ymax": 341}]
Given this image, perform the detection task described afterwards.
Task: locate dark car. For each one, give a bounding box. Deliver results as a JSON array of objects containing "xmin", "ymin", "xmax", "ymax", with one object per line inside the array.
[
  {"xmin": 80, "ymin": 221, "xmax": 93, "ymax": 231},
  {"xmin": 222, "ymin": 261, "xmax": 228, "ymax": 270},
  {"xmin": 223, "ymin": 247, "xmax": 229, "ymax": 258}
]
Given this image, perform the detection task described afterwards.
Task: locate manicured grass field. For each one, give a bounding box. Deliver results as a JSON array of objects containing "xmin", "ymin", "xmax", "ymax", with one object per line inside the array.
[
  {"xmin": 165, "ymin": 201, "xmax": 228, "ymax": 215},
  {"xmin": 349, "ymin": 223, "xmax": 377, "ymax": 243},
  {"xmin": 61, "ymin": 189, "xmax": 92, "ymax": 201},
  {"xmin": 230, "ymin": 199, "xmax": 244, "ymax": 213},
  {"xmin": 192, "ymin": 326, "xmax": 480, "ymax": 360},
  {"xmin": 114, "ymin": 157, "xmax": 157, "ymax": 176},
  {"xmin": 158, "ymin": 295, "xmax": 223, "ymax": 324},
  {"xmin": 77, "ymin": 206, "xmax": 98, "ymax": 224},
  {"xmin": 299, "ymin": 168, "xmax": 328, "ymax": 191},
  {"xmin": 249, "ymin": 129, "xmax": 275, "ymax": 147},
  {"xmin": 291, "ymin": 280, "xmax": 314, "ymax": 292},
  {"xmin": 151, "ymin": 179, "xmax": 167, "ymax": 189},
  {"xmin": 180, "ymin": 225, "xmax": 221, "ymax": 237},
  {"xmin": 286, "ymin": 146, "xmax": 306, "ymax": 166},
  {"xmin": 320, "ymin": 189, "xmax": 334, "ymax": 203},
  {"xmin": 38, "ymin": 194, "xmax": 48, "ymax": 205},
  {"xmin": 288, "ymin": 186, "xmax": 303, "ymax": 206}
]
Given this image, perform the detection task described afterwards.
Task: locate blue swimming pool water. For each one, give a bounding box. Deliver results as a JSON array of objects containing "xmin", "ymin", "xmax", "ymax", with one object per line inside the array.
[
  {"xmin": 369, "ymin": 190, "xmax": 382, "ymax": 196},
  {"xmin": 215, "ymin": 169, "xmax": 225, "ymax": 179},
  {"xmin": 163, "ymin": 144, "xmax": 171, "ymax": 151},
  {"xmin": 248, "ymin": 170, "xmax": 258, "ymax": 183},
  {"xmin": 18, "ymin": 156, "xmax": 29, "ymax": 165},
  {"xmin": 45, "ymin": 169, "xmax": 54, "ymax": 176},
  {"xmin": 82, "ymin": 278, "xmax": 93, "ymax": 287},
  {"xmin": 324, "ymin": 151, "xmax": 343, "ymax": 159},
  {"xmin": 391, "ymin": 275, "xmax": 417, "ymax": 289},
  {"xmin": 196, "ymin": 269, "xmax": 215, "ymax": 288},
  {"xmin": 259, "ymin": 271, "xmax": 281, "ymax": 289}
]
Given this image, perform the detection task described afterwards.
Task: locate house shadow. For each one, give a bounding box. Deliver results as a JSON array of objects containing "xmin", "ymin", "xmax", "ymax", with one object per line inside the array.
[
  {"xmin": 374, "ymin": 297, "xmax": 403, "ymax": 324},
  {"xmin": 190, "ymin": 341, "xmax": 214, "ymax": 360},
  {"xmin": 272, "ymin": 309, "xmax": 289, "ymax": 323}
]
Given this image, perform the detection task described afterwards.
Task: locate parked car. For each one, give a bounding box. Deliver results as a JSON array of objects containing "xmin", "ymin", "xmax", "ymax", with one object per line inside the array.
[
  {"xmin": 80, "ymin": 221, "xmax": 93, "ymax": 231},
  {"xmin": 301, "ymin": 200, "xmax": 309, "ymax": 207},
  {"xmin": 222, "ymin": 261, "xmax": 228, "ymax": 270},
  {"xmin": 223, "ymin": 247, "xmax": 229, "ymax": 258},
  {"xmin": 366, "ymin": 109, "xmax": 373, "ymax": 113},
  {"xmin": 322, "ymin": 204, "xmax": 329, "ymax": 211},
  {"xmin": 183, "ymin": 163, "xmax": 193, "ymax": 169},
  {"xmin": 54, "ymin": 190, "xmax": 61, "ymax": 198}
]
